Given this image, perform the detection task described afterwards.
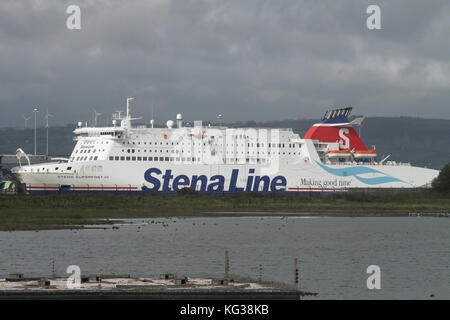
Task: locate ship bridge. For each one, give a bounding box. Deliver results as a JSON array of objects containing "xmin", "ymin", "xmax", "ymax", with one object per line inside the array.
[{"xmin": 73, "ymin": 126, "xmax": 125, "ymax": 140}]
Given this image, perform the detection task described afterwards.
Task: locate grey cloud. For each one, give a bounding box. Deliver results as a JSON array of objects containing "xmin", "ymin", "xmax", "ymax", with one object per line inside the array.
[{"xmin": 0, "ymin": 0, "xmax": 449, "ymax": 128}]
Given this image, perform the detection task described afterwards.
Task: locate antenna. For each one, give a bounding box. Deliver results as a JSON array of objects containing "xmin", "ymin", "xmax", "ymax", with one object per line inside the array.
[
  {"xmin": 149, "ymin": 103, "xmax": 155, "ymax": 128},
  {"xmin": 93, "ymin": 109, "xmax": 102, "ymax": 127},
  {"xmin": 126, "ymin": 97, "xmax": 134, "ymax": 118},
  {"xmin": 33, "ymin": 107, "xmax": 39, "ymax": 155},
  {"xmin": 44, "ymin": 108, "xmax": 54, "ymax": 157},
  {"xmin": 113, "ymin": 110, "xmax": 124, "ymax": 120}
]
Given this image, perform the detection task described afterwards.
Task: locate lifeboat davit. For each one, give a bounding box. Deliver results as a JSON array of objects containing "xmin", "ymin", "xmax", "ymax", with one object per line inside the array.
[
  {"xmin": 327, "ymin": 149, "xmax": 352, "ymax": 159},
  {"xmin": 353, "ymin": 150, "xmax": 377, "ymax": 159}
]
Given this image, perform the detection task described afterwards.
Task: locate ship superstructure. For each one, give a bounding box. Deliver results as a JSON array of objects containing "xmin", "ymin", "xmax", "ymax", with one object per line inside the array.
[{"xmin": 12, "ymin": 98, "xmax": 439, "ymax": 193}]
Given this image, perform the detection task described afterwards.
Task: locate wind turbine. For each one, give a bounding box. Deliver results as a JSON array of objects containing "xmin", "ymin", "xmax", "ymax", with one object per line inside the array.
[
  {"xmin": 93, "ymin": 109, "xmax": 102, "ymax": 127},
  {"xmin": 44, "ymin": 108, "xmax": 54, "ymax": 157},
  {"xmin": 23, "ymin": 115, "xmax": 31, "ymax": 128}
]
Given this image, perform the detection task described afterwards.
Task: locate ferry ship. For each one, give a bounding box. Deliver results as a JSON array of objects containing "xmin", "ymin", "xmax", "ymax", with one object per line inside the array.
[{"xmin": 11, "ymin": 98, "xmax": 439, "ymax": 194}]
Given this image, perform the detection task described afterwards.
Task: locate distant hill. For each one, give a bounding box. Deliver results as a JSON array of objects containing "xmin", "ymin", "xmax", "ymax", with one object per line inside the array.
[
  {"xmin": 0, "ymin": 117, "xmax": 449, "ymax": 169},
  {"xmin": 230, "ymin": 117, "xmax": 450, "ymax": 170},
  {"xmin": 0, "ymin": 125, "xmax": 76, "ymax": 158}
]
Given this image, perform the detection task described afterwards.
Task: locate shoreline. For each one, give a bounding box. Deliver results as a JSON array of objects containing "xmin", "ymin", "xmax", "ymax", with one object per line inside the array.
[
  {"xmin": 1, "ymin": 193, "xmax": 449, "ymax": 231},
  {"xmin": 1, "ymin": 209, "xmax": 449, "ymax": 232}
]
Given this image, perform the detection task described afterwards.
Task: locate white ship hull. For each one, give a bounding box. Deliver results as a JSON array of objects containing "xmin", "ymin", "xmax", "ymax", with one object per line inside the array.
[
  {"xmin": 13, "ymin": 160, "xmax": 438, "ymax": 194},
  {"xmin": 11, "ymin": 103, "xmax": 440, "ymax": 194}
]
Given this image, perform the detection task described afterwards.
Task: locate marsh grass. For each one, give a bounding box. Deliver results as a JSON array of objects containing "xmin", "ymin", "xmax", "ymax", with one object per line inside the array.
[{"xmin": 0, "ymin": 191, "xmax": 449, "ymax": 231}]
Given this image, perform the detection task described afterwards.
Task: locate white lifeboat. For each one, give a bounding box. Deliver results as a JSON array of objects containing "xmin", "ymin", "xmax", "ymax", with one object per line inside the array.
[
  {"xmin": 327, "ymin": 149, "xmax": 352, "ymax": 159},
  {"xmin": 353, "ymin": 150, "xmax": 377, "ymax": 159}
]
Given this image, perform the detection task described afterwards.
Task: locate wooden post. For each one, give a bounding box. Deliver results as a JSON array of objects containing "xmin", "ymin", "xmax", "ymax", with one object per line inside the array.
[
  {"xmin": 258, "ymin": 264, "xmax": 263, "ymax": 282},
  {"xmin": 225, "ymin": 250, "xmax": 229, "ymax": 281}
]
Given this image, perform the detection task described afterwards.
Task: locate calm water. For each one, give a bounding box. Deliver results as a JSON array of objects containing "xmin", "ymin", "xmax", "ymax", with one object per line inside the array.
[{"xmin": 0, "ymin": 216, "xmax": 449, "ymax": 299}]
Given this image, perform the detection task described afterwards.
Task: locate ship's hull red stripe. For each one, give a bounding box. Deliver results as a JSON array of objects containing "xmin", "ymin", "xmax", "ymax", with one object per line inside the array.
[
  {"xmin": 27, "ymin": 186, "xmax": 139, "ymax": 190},
  {"xmin": 287, "ymin": 187, "xmax": 348, "ymax": 191},
  {"xmin": 26, "ymin": 186, "xmax": 347, "ymax": 192}
]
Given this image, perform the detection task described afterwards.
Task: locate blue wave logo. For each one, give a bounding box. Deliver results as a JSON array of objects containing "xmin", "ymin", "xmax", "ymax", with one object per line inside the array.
[{"xmin": 315, "ymin": 161, "xmax": 407, "ymax": 185}]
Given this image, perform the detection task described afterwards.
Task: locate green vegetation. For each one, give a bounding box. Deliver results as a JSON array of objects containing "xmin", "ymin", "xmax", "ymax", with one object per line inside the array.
[
  {"xmin": 0, "ymin": 191, "xmax": 449, "ymax": 231},
  {"xmin": 432, "ymin": 163, "xmax": 450, "ymax": 193}
]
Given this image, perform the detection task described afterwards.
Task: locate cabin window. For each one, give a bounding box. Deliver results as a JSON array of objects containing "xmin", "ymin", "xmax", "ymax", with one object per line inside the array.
[
  {"xmin": 121, "ymin": 156, "xmax": 125, "ymax": 160},
  {"xmin": 109, "ymin": 156, "xmax": 113, "ymax": 160},
  {"xmin": 115, "ymin": 156, "xmax": 119, "ymax": 160},
  {"xmin": 126, "ymin": 156, "xmax": 130, "ymax": 160}
]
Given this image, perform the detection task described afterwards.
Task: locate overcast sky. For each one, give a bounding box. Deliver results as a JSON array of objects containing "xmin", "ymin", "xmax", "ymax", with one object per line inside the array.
[{"xmin": 1, "ymin": 0, "xmax": 450, "ymax": 127}]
